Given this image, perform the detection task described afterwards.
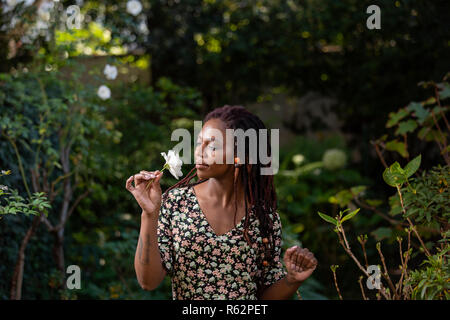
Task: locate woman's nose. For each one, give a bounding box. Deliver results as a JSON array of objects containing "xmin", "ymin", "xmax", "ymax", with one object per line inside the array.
[{"xmin": 195, "ymin": 144, "xmax": 207, "ymax": 161}]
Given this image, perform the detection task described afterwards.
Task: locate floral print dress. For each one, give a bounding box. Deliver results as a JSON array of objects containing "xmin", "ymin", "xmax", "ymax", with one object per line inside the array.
[{"xmin": 157, "ymin": 185, "xmax": 287, "ymax": 300}]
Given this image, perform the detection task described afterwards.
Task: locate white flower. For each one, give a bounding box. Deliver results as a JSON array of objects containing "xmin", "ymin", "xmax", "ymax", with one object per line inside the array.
[
  {"xmin": 6, "ymin": 0, "xmax": 18, "ymax": 7},
  {"xmin": 97, "ymin": 85, "xmax": 111, "ymax": 100},
  {"xmin": 292, "ymin": 154, "xmax": 305, "ymax": 166},
  {"xmin": 161, "ymin": 150, "xmax": 183, "ymax": 179},
  {"xmin": 138, "ymin": 21, "xmax": 149, "ymax": 35},
  {"xmin": 126, "ymin": 0, "xmax": 142, "ymax": 16},
  {"xmin": 3, "ymin": 0, "xmax": 18, "ymax": 12},
  {"xmin": 103, "ymin": 64, "xmax": 118, "ymax": 80},
  {"xmin": 322, "ymin": 149, "xmax": 347, "ymax": 170}
]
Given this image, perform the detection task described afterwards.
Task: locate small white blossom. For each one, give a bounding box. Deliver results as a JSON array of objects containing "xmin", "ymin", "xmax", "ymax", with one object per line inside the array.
[
  {"xmin": 7, "ymin": 0, "xmax": 18, "ymax": 7},
  {"xmin": 103, "ymin": 64, "xmax": 118, "ymax": 80},
  {"xmin": 292, "ymin": 154, "xmax": 305, "ymax": 165},
  {"xmin": 97, "ymin": 85, "xmax": 111, "ymax": 100},
  {"xmin": 37, "ymin": 0, "xmax": 54, "ymax": 20},
  {"xmin": 126, "ymin": 0, "xmax": 142, "ymax": 16},
  {"xmin": 138, "ymin": 21, "xmax": 149, "ymax": 35}
]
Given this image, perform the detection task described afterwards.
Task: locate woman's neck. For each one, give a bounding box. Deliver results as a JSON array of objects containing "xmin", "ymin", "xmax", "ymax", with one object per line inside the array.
[{"xmin": 202, "ymin": 170, "xmax": 244, "ymax": 208}]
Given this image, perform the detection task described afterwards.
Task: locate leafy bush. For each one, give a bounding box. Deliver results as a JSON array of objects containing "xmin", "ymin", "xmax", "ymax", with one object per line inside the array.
[{"xmin": 317, "ymin": 73, "xmax": 450, "ymax": 300}]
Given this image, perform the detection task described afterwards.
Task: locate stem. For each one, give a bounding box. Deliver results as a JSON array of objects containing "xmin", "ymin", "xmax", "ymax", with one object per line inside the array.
[
  {"xmin": 336, "ymin": 226, "xmax": 390, "ymax": 299},
  {"xmin": 430, "ymin": 108, "xmax": 450, "ymax": 165},
  {"xmin": 358, "ymin": 238, "xmax": 369, "ymax": 269},
  {"xmin": 145, "ymin": 164, "xmax": 168, "ymax": 190},
  {"xmin": 376, "ymin": 244, "xmax": 396, "ymax": 299},
  {"xmin": 331, "ymin": 269, "xmax": 343, "ymax": 300},
  {"xmin": 354, "ymin": 197, "xmax": 404, "ymax": 226},
  {"xmin": 434, "ymin": 85, "xmax": 450, "ymax": 131},
  {"xmin": 371, "ymin": 141, "xmax": 388, "ymax": 169},
  {"xmin": 2, "ymin": 133, "xmax": 32, "ymax": 198},
  {"xmin": 396, "ymin": 185, "xmax": 431, "ymax": 257},
  {"xmin": 358, "ymin": 276, "xmax": 368, "ymax": 300},
  {"xmin": 396, "ymin": 238, "xmax": 409, "ymax": 299},
  {"xmin": 295, "ymin": 289, "xmax": 302, "ymax": 300}
]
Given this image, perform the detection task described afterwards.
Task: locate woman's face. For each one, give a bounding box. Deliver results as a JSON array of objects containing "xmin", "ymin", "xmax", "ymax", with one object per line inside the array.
[{"xmin": 194, "ymin": 118, "xmax": 235, "ymax": 180}]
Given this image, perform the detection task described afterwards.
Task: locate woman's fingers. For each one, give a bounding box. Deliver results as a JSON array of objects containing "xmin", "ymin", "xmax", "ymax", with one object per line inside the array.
[
  {"xmin": 133, "ymin": 173, "xmax": 153, "ymax": 187},
  {"xmin": 285, "ymin": 246, "xmax": 318, "ymax": 275},
  {"xmin": 296, "ymin": 248, "xmax": 306, "ymax": 271},
  {"xmin": 305, "ymin": 252, "xmax": 317, "ymax": 269},
  {"xmin": 125, "ymin": 175, "xmax": 135, "ymax": 192},
  {"xmin": 140, "ymin": 170, "xmax": 157, "ymax": 179},
  {"xmin": 285, "ymin": 246, "xmax": 297, "ymax": 269},
  {"xmin": 154, "ymin": 171, "xmax": 163, "ymax": 184}
]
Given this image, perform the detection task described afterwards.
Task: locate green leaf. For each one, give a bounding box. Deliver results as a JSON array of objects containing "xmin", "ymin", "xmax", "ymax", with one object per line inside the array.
[
  {"xmin": 404, "ymin": 154, "xmax": 421, "ymax": 178},
  {"xmin": 371, "ymin": 227, "xmax": 393, "ymax": 241},
  {"xmin": 437, "ymin": 82, "xmax": 450, "ymax": 100},
  {"xmin": 366, "ymin": 199, "xmax": 383, "ymax": 207},
  {"xmin": 317, "ymin": 212, "xmax": 338, "ymax": 226},
  {"xmin": 341, "ymin": 208, "xmax": 360, "ymax": 223},
  {"xmin": 350, "ymin": 185, "xmax": 367, "ymax": 196},
  {"xmin": 383, "ymin": 162, "xmax": 407, "ymax": 187},
  {"xmin": 385, "ymin": 140, "xmax": 409, "ymax": 158},
  {"xmin": 395, "ymin": 119, "xmax": 418, "ymax": 135},
  {"xmin": 386, "ymin": 109, "xmax": 409, "ymax": 128},
  {"xmin": 407, "ymin": 102, "xmax": 429, "ymax": 124},
  {"xmin": 417, "ymin": 127, "xmax": 433, "ymax": 141},
  {"xmin": 328, "ymin": 190, "xmax": 352, "ymax": 207}
]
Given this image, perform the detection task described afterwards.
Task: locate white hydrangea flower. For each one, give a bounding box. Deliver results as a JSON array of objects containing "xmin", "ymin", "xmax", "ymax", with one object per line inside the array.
[
  {"xmin": 126, "ymin": 0, "xmax": 142, "ymax": 16},
  {"xmin": 97, "ymin": 85, "xmax": 111, "ymax": 100},
  {"xmin": 322, "ymin": 149, "xmax": 347, "ymax": 170},
  {"xmin": 103, "ymin": 64, "xmax": 118, "ymax": 80}
]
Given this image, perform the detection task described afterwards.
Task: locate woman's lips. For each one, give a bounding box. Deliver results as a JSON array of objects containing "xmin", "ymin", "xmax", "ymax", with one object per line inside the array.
[{"xmin": 195, "ymin": 164, "xmax": 209, "ymax": 170}]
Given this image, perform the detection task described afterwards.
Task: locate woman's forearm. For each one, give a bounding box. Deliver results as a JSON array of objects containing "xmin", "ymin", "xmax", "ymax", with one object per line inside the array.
[
  {"xmin": 259, "ymin": 275, "xmax": 303, "ymax": 300},
  {"xmin": 134, "ymin": 210, "xmax": 166, "ymax": 290}
]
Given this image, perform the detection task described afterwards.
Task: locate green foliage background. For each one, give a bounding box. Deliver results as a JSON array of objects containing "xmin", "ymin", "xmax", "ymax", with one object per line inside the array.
[{"xmin": 0, "ymin": 0, "xmax": 449, "ymax": 300}]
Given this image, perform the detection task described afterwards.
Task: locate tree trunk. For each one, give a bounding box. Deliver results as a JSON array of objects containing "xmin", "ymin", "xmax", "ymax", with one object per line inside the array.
[{"xmin": 10, "ymin": 214, "xmax": 42, "ymax": 300}]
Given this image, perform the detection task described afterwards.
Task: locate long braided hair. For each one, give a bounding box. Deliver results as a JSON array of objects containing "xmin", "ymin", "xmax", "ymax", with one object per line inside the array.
[{"xmin": 162, "ymin": 105, "xmax": 278, "ymax": 295}]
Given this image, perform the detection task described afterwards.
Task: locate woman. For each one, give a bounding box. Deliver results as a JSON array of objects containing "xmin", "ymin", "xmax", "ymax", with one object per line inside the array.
[{"xmin": 126, "ymin": 105, "xmax": 318, "ymax": 300}]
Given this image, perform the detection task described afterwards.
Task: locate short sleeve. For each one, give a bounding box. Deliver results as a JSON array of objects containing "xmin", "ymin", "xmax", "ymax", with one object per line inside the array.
[
  {"xmin": 157, "ymin": 192, "xmax": 175, "ymax": 277},
  {"xmin": 261, "ymin": 211, "xmax": 287, "ymax": 287}
]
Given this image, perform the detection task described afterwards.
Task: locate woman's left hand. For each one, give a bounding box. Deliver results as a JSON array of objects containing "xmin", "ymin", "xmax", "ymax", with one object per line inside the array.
[{"xmin": 283, "ymin": 246, "xmax": 318, "ymax": 285}]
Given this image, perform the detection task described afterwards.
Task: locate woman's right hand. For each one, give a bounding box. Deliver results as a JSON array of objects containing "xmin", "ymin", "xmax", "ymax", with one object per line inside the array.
[{"xmin": 125, "ymin": 170, "xmax": 164, "ymax": 218}]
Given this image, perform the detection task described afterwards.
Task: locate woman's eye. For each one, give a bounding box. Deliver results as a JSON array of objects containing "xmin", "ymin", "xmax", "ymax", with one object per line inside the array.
[{"xmin": 209, "ymin": 145, "xmax": 216, "ymax": 151}]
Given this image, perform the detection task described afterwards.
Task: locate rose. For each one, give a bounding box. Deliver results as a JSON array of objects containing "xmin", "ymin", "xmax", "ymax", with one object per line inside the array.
[
  {"xmin": 126, "ymin": 0, "xmax": 142, "ymax": 16},
  {"xmin": 97, "ymin": 85, "xmax": 111, "ymax": 100},
  {"xmin": 146, "ymin": 150, "xmax": 183, "ymax": 190},
  {"xmin": 103, "ymin": 64, "xmax": 118, "ymax": 80}
]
